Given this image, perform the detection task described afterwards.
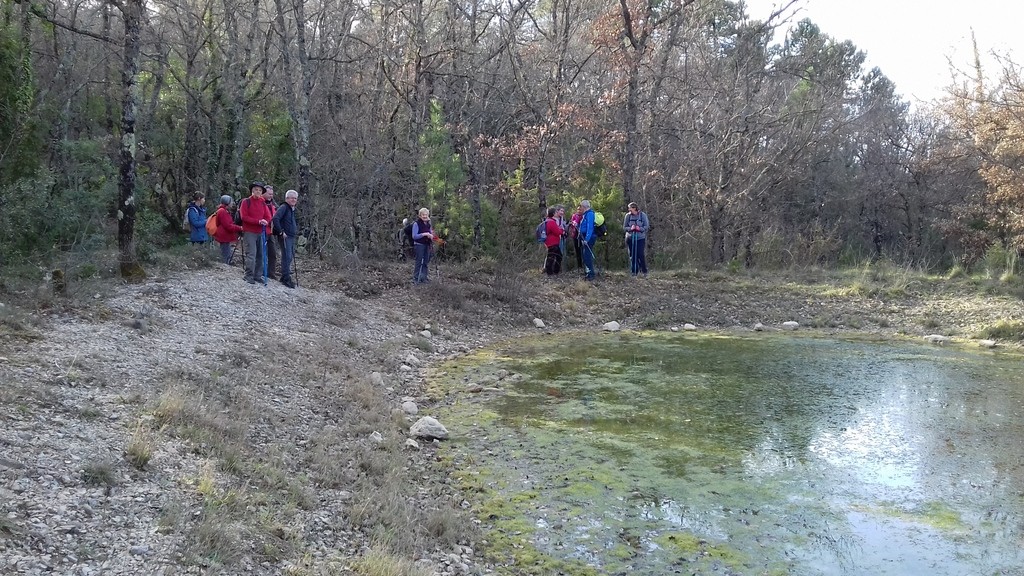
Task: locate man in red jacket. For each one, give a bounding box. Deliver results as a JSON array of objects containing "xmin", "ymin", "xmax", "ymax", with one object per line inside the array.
[
  {"xmin": 212, "ymin": 195, "xmax": 243, "ymax": 264},
  {"xmin": 239, "ymin": 182, "xmax": 272, "ymax": 284}
]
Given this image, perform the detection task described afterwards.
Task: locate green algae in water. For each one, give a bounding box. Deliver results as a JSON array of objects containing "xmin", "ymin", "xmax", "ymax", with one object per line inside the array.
[{"xmin": 436, "ymin": 332, "xmax": 1024, "ymax": 575}]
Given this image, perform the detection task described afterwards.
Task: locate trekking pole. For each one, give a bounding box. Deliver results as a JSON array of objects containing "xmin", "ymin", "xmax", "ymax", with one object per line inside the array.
[
  {"xmin": 261, "ymin": 226, "xmax": 268, "ymax": 286},
  {"xmin": 292, "ymin": 236, "xmax": 299, "ymax": 286}
]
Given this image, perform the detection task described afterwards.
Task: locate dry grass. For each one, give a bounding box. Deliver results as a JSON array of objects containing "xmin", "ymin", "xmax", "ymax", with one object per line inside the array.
[
  {"xmin": 81, "ymin": 460, "xmax": 117, "ymax": 487},
  {"xmin": 351, "ymin": 545, "xmax": 432, "ymax": 576},
  {"xmin": 125, "ymin": 423, "xmax": 154, "ymax": 470}
]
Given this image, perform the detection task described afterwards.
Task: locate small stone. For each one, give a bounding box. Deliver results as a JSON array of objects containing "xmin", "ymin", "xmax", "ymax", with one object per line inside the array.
[
  {"xmin": 782, "ymin": 321, "xmax": 799, "ymax": 330},
  {"xmin": 401, "ymin": 401, "xmax": 418, "ymax": 415},
  {"xmin": 533, "ymin": 318, "xmax": 545, "ymax": 328},
  {"xmin": 419, "ymin": 330, "xmax": 432, "ymax": 338},
  {"xmin": 369, "ymin": 431, "xmax": 384, "ymax": 443},
  {"xmin": 683, "ymin": 323, "xmax": 697, "ymax": 331},
  {"xmin": 129, "ymin": 545, "xmax": 149, "ymax": 556},
  {"xmin": 399, "ymin": 364, "xmax": 413, "ymax": 372},
  {"xmin": 602, "ymin": 321, "xmax": 621, "ymax": 332},
  {"xmin": 404, "ymin": 438, "xmax": 420, "ymax": 450},
  {"xmin": 924, "ymin": 334, "xmax": 949, "ymax": 344},
  {"xmin": 978, "ymin": 339, "xmax": 997, "ymax": 348},
  {"xmin": 405, "ymin": 354, "xmax": 420, "ymax": 365},
  {"xmin": 753, "ymin": 322, "xmax": 765, "ymax": 331},
  {"xmin": 670, "ymin": 326, "xmax": 679, "ymax": 332},
  {"xmin": 369, "ymin": 372, "xmax": 385, "ymax": 386}
]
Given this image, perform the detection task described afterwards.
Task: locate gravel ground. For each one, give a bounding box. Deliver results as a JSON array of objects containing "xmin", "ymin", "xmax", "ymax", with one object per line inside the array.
[{"xmin": 1, "ymin": 258, "xmax": 1020, "ymax": 575}]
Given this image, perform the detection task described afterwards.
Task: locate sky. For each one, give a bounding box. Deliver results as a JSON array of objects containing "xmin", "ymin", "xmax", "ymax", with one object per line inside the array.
[{"xmin": 741, "ymin": 0, "xmax": 1024, "ymax": 103}]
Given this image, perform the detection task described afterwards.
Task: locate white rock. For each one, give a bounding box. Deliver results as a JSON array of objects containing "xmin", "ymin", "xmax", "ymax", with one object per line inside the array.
[
  {"xmin": 978, "ymin": 339, "xmax": 997, "ymax": 348},
  {"xmin": 405, "ymin": 354, "xmax": 420, "ymax": 365},
  {"xmin": 533, "ymin": 318, "xmax": 545, "ymax": 328},
  {"xmin": 369, "ymin": 372, "xmax": 385, "ymax": 386},
  {"xmin": 683, "ymin": 323, "xmax": 697, "ymax": 331},
  {"xmin": 753, "ymin": 322, "xmax": 765, "ymax": 331},
  {"xmin": 410, "ymin": 416, "xmax": 449, "ymax": 440},
  {"xmin": 602, "ymin": 321, "xmax": 621, "ymax": 332},
  {"xmin": 402, "ymin": 401, "xmax": 419, "ymax": 415},
  {"xmin": 670, "ymin": 326, "xmax": 679, "ymax": 332},
  {"xmin": 369, "ymin": 431, "xmax": 384, "ymax": 443},
  {"xmin": 399, "ymin": 364, "xmax": 413, "ymax": 372},
  {"xmin": 419, "ymin": 330, "xmax": 432, "ymax": 338},
  {"xmin": 924, "ymin": 334, "xmax": 949, "ymax": 344},
  {"xmin": 782, "ymin": 321, "xmax": 799, "ymax": 330},
  {"xmin": 404, "ymin": 438, "xmax": 421, "ymax": 450}
]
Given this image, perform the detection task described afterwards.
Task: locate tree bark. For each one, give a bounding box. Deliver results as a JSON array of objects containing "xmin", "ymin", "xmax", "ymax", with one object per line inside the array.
[{"xmin": 118, "ymin": 0, "xmax": 145, "ymax": 280}]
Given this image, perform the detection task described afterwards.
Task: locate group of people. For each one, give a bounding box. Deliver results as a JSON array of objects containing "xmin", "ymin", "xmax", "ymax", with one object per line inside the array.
[
  {"xmin": 402, "ymin": 200, "xmax": 650, "ymax": 284},
  {"xmin": 540, "ymin": 200, "xmax": 650, "ymax": 281},
  {"xmin": 184, "ymin": 181, "xmax": 300, "ymax": 289}
]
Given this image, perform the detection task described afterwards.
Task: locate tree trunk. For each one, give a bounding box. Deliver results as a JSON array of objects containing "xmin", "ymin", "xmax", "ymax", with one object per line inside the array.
[{"xmin": 118, "ymin": 0, "xmax": 145, "ymax": 281}]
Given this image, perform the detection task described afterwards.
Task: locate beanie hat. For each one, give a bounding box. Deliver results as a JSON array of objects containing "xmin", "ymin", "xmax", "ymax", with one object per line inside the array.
[{"xmin": 220, "ymin": 195, "xmax": 232, "ymax": 206}]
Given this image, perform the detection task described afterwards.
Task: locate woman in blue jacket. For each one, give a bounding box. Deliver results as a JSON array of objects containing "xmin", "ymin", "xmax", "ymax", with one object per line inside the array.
[{"xmin": 186, "ymin": 192, "xmax": 208, "ymax": 244}]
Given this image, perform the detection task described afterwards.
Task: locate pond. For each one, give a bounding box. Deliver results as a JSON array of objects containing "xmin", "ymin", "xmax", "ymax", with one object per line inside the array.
[{"xmin": 433, "ymin": 332, "xmax": 1024, "ymax": 576}]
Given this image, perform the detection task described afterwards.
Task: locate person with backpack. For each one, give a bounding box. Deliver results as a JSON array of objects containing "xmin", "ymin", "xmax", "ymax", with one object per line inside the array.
[
  {"xmin": 553, "ymin": 205, "xmax": 568, "ymax": 272},
  {"xmin": 623, "ymin": 201, "xmax": 651, "ymax": 277},
  {"xmin": 411, "ymin": 207, "xmax": 436, "ymax": 284},
  {"xmin": 263, "ymin": 185, "xmax": 280, "ymax": 280},
  {"xmin": 272, "ymin": 189, "xmax": 299, "ymax": 288},
  {"xmin": 579, "ymin": 200, "xmax": 597, "ymax": 281},
  {"xmin": 541, "ymin": 207, "xmax": 564, "ymax": 276},
  {"xmin": 185, "ymin": 192, "xmax": 208, "ymax": 245},
  {"xmin": 400, "ymin": 217, "xmax": 416, "ymax": 260},
  {"xmin": 211, "ymin": 195, "xmax": 243, "ymax": 264},
  {"xmin": 239, "ymin": 181, "xmax": 272, "ymax": 285}
]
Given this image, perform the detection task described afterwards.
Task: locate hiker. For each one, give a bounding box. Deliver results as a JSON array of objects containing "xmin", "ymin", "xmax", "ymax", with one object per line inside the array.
[
  {"xmin": 623, "ymin": 202, "xmax": 650, "ymax": 277},
  {"xmin": 579, "ymin": 200, "xmax": 597, "ymax": 280},
  {"xmin": 554, "ymin": 205, "xmax": 568, "ymax": 271},
  {"xmin": 569, "ymin": 206, "xmax": 584, "ymax": 271},
  {"xmin": 212, "ymin": 195, "xmax": 243, "ymax": 264},
  {"xmin": 263, "ymin": 185, "xmax": 280, "ymax": 280},
  {"xmin": 543, "ymin": 207, "xmax": 564, "ymax": 276},
  {"xmin": 186, "ymin": 192, "xmax": 208, "ymax": 245},
  {"xmin": 411, "ymin": 207, "xmax": 435, "ymax": 284},
  {"xmin": 239, "ymin": 181, "xmax": 272, "ymax": 284},
  {"xmin": 272, "ymin": 189, "xmax": 299, "ymax": 289}
]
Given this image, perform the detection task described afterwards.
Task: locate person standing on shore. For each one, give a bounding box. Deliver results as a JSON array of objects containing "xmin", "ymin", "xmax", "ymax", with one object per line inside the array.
[
  {"xmin": 623, "ymin": 202, "xmax": 650, "ymax": 277},
  {"xmin": 543, "ymin": 207, "xmax": 564, "ymax": 276},
  {"xmin": 411, "ymin": 208, "xmax": 435, "ymax": 284},
  {"xmin": 272, "ymin": 189, "xmax": 299, "ymax": 288},
  {"xmin": 212, "ymin": 195, "xmax": 243, "ymax": 264},
  {"xmin": 579, "ymin": 200, "xmax": 596, "ymax": 281},
  {"xmin": 239, "ymin": 182, "xmax": 271, "ymax": 284}
]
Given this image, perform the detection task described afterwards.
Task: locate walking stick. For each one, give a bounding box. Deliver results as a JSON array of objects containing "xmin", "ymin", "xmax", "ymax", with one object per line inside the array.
[{"xmin": 261, "ymin": 226, "xmax": 268, "ymax": 286}]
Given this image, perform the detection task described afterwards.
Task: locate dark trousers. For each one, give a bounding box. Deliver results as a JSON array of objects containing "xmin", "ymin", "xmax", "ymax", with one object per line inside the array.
[
  {"xmin": 629, "ymin": 236, "xmax": 648, "ymax": 275},
  {"xmin": 219, "ymin": 242, "xmax": 233, "ymax": 264},
  {"xmin": 544, "ymin": 244, "xmax": 562, "ymax": 275},
  {"xmin": 582, "ymin": 239, "xmax": 596, "ymax": 279},
  {"xmin": 572, "ymin": 236, "xmax": 584, "ymax": 270},
  {"xmin": 281, "ymin": 236, "xmax": 295, "ymax": 283},
  {"xmin": 413, "ymin": 243, "xmax": 432, "ymax": 283},
  {"xmin": 266, "ymin": 234, "xmax": 280, "ymax": 278}
]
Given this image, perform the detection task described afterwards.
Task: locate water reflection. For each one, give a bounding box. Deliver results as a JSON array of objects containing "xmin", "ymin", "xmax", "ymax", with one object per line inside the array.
[{"xmin": 442, "ymin": 334, "xmax": 1024, "ymax": 575}]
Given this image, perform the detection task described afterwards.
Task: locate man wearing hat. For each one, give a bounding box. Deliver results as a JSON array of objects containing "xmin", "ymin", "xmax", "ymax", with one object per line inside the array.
[
  {"xmin": 212, "ymin": 195, "xmax": 243, "ymax": 264},
  {"xmin": 238, "ymin": 181, "xmax": 272, "ymax": 284}
]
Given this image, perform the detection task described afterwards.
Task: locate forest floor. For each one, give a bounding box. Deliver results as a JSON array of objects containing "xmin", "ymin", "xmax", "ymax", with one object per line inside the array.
[{"xmin": 1, "ymin": 249, "xmax": 1022, "ymax": 576}]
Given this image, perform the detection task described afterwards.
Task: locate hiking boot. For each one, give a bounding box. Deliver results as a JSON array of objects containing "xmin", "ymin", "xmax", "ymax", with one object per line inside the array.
[
  {"xmin": 245, "ymin": 278, "xmax": 256, "ymax": 284},
  {"xmin": 281, "ymin": 278, "xmax": 296, "ymax": 289}
]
